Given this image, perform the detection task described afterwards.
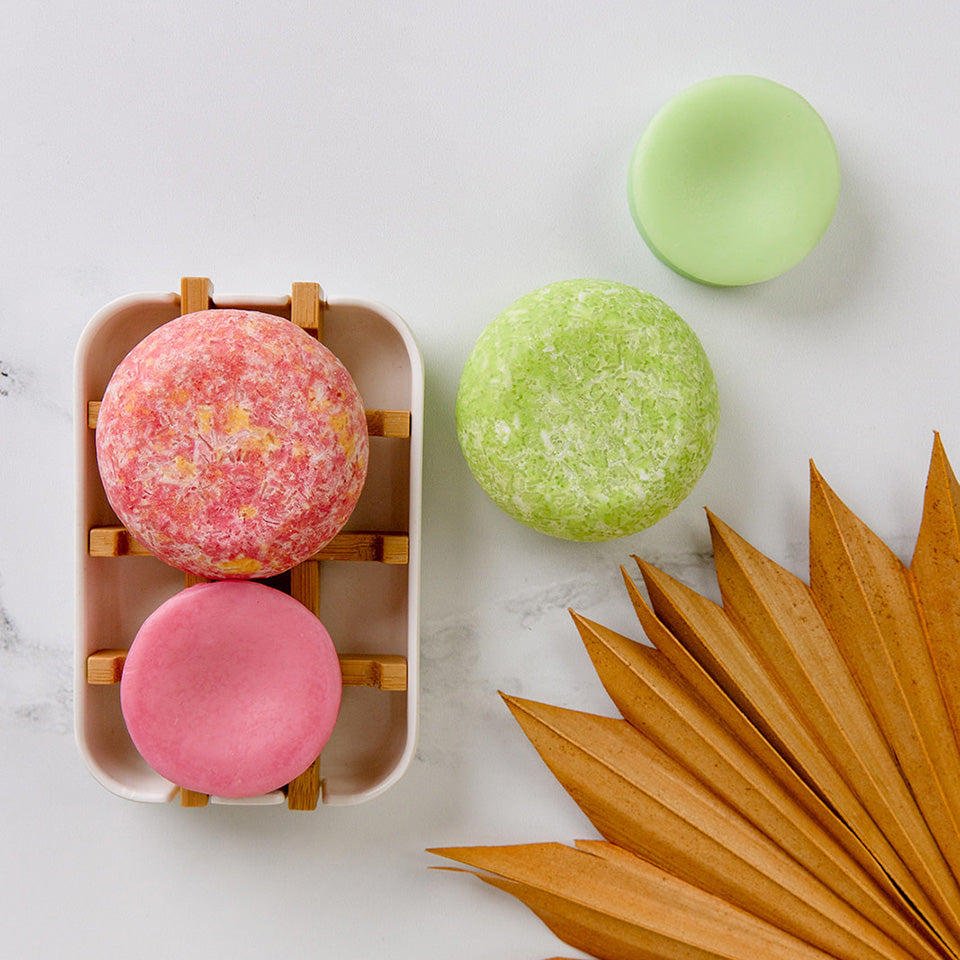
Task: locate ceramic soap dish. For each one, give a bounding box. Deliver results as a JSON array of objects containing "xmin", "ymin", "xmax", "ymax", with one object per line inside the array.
[{"xmin": 74, "ymin": 277, "xmax": 423, "ymax": 809}]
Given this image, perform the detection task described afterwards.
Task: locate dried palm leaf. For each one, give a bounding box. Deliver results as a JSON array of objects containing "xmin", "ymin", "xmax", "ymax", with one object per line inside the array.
[
  {"xmin": 571, "ymin": 611, "xmax": 947, "ymax": 960},
  {"xmin": 633, "ymin": 553, "xmax": 960, "ymax": 957},
  {"xmin": 431, "ymin": 841, "xmax": 840, "ymax": 960},
  {"xmin": 498, "ymin": 694, "xmax": 919, "ymax": 960},
  {"xmin": 706, "ymin": 510, "xmax": 960, "ymax": 949},
  {"xmin": 430, "ymin": 435, "xmax": 960, "ymax": 960}
]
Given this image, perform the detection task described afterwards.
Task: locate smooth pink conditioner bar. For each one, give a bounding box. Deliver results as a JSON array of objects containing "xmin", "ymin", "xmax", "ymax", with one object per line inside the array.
[{"xmin": 119, "ymin": 580, "xmax": 343, "ymax": 798}]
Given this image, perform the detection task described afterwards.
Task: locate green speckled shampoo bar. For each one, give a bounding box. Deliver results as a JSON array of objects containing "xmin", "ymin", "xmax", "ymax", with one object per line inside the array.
[{"xmin": 456, "ymin": 280, "xmax": 719, "ymax": 541}]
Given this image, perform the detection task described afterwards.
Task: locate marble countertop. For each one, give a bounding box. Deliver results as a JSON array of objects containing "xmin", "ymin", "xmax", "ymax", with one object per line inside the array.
[{"xmin": 4, "ymin": 2, "xmax": 960, "ymax": 957}]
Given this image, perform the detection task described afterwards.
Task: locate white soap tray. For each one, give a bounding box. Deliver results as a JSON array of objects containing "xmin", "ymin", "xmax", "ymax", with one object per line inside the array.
[{"xmin": 74, "ymin": 278, "xmax": 423, "ymax": 809}]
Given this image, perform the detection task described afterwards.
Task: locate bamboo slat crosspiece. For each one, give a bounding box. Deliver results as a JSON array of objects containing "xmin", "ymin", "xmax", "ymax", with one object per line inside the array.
[
  {"xmin": 86, "ymin": 649, "xmax": 407, "ymax": 692},
  {"xmin": 85, "ymin": 278, "xmax": 414, "ymax": 810},
  {"xmin": 87, "ymin": 400, "xmax": 411, "ymax": 438},
  {"xmin": 88, "ymin": 526, "xmax": 410, "ymax": 564},
  {"xmin": 431, "ymin": 434, "xmax": 960, "ymax": 960}
]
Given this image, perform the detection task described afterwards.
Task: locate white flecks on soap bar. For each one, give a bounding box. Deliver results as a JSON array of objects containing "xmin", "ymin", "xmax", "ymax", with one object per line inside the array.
[
  {"xmin": 95, "ymin": 309, "xmax": 368, "ymax": 579},
  {"xmin": 455, "ymin": 280, "xmax": 719, "ymax": 541}
]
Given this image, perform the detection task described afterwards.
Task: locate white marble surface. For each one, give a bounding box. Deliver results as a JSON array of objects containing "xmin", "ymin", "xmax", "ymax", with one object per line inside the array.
[{"xmin": 3, "ymin": 1, "xmax": 960, "ymax": 956}]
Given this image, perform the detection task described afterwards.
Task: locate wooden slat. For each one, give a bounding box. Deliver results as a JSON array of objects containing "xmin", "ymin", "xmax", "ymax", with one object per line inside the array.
[
  {"xmin": 85, "ymin": 649, "xmax": 129, "ymax": 681},
  {"xmin": 180, "ymin": 276, "xmax": 213, "ymax": 314},
  {"xmin": 365, "ymin": 409, "xmax": 411, "ymax": 438},
  {"xmin": 287, "ymin": 550, "xmax": 324, "ymax": 807},
  {"xmin": 286, "ymin": 757, "xmax": 321, "ymax": 811},
  {"xmin": 338, "ymin": 653, "xmax": 407, "ymax": 691},
  {"xmin": 88, "ymin": 526, "xmax": 153, "ymax": 556},
  {"xmin": 290, "ymin": 559, "xmax": 321, "ymax": 617},
  {"xmin": 86, "ymin": 648, "xmax": 128, "ymax": 684},
  {"xmin": 89, "ymin": 526, "xmax": 408, "ymax": 564},
  {"xmin": 290, "ymin": 281, "xmax": 323, "ymax": 338},
  {"xmin": 87, "ymin": 400, "xmax": 409, "ymax": 438},
  {"xmin": 310, "ymin": 532, "xmax": 409, "ymax": 564},
  {"xmin": 179, "ymin": 788, "xmax": 209, "ymax": 807},
  {"xmin": 86, "ymin": 649, "xmax": 407, "ymax": 691}
]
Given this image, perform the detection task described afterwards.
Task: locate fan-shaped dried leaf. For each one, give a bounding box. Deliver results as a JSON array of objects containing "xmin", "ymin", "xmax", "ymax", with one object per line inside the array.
[
  {"xmin": 571, "ymin": 610, "xmax": 949, "ymax": 960},
  {"xmin": 431, "ymin": 436, "xmax": 960, "ymax": 960},
  {"xmin": 637, "ymin": 558, "xmax": 848, "ymax": 789},
  {"xmin": 619, "ymin": 566, "xmax": 956, "ymax": 957},
  {"xmin": 635, "ymin": 557, "xmax": 917, "ymax": 852},
  {"xmin": 705, "ymin": 510, "xmax": 960, "ymax": 951},
  {"xmin": 501, "ymin": 693, "xmax": 920, "ymax": 960}
]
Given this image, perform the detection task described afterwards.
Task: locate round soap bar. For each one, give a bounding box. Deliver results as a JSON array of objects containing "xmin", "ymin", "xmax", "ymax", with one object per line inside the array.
[
  {"xmin": 96, "ymin": 309, "xmax": 368, "ymax": 579},
  {"xmin": 120, "ymin": 580, "xmax": 342, "ymax": 798},
  {"xmin": 456, "ymin": 280, "xmax": 719, "ymax": 541},
  {"xmin": 628, "ymin": 75, "xmax": 840, "ymax": 286}
]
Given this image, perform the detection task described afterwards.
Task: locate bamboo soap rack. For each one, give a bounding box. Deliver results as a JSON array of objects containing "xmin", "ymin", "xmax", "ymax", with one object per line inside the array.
[{"xmin": 75, "ymin": 277, "xmax": 423, "ymax": 809}]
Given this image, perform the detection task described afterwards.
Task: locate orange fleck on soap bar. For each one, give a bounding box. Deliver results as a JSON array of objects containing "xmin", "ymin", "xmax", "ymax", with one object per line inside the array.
[{"xmin": 95, "ymin": 309, "xmax": 368, "ymax": 579}]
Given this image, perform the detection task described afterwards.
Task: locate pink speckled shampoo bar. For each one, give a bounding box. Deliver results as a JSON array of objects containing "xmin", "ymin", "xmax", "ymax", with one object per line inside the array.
[
  {"xmin": 95, "ymin": 309, "xmax": 368, "ymax": 579},
  {"xmin": 120, "ymin": 580, "xmax": 342, "ymax": 798}
]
